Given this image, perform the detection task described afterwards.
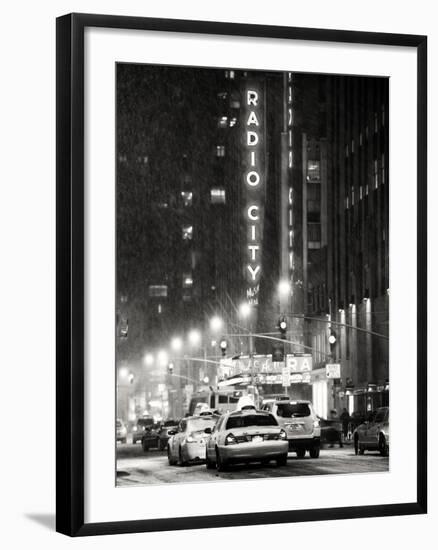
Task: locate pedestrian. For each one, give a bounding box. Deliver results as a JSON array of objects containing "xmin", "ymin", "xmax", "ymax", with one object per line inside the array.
[{"xmin": 340, "ymin": 407, "xmax": 350, "ymax": 439}]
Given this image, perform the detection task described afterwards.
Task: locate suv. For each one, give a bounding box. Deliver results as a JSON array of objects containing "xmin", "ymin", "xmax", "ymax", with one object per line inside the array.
[{"xmin": 261, "ymin": 398, "xmax": 321, "ymax": 458}]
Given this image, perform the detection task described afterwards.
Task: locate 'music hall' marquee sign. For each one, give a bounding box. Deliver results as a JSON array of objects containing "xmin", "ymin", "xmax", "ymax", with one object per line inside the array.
[{"xmin": 242, "ymin": 83, "xmax": 266, "ymax": 306}]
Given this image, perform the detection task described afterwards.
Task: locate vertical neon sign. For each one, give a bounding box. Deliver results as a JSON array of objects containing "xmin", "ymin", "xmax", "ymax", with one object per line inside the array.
[{"xmin": 243, "ymin": 84, "xmax": 265, "ymax": 306}]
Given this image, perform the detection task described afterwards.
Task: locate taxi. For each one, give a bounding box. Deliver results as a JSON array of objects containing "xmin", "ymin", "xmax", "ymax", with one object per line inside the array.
[
  {"xmin": 167, "ymin": 415, "xmax": 217, "ymax": 465},
  {"xmin": 204, "ymin": 405, "xmax": 288, "ymax": 471}
]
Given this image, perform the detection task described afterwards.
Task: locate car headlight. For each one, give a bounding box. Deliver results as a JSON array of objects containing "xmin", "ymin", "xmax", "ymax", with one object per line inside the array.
[
  {"xmin": 313, "ymin": 420, "xmax": 320, "ymax": 428},
  {"xmin": 225, "ymin": 433, "xmax": 237, "ymax": 445},
  {"xmin": 279, "ymin": 429, "xmax": 287, "ymax": 440}
]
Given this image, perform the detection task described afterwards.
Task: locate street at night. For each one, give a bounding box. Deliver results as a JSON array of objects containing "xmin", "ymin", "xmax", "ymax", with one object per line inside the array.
[
  {"xmin": 116, "ymin": 443, "xmax": 389, "ymax": 486},
  {"xmin": 115, "ymin": 65, "xmax": 389, "ymax": 485}
]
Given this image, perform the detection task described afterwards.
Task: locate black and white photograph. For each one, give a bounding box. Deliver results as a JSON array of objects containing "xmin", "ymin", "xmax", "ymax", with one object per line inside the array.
[{"xmin": 115, "ymin": 64, "xmax": 389, "ymax": 486}]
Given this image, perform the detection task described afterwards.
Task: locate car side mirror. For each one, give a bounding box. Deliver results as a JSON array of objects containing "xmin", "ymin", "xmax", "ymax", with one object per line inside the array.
[{"xmin": 204, "ymin": 427, "xmax": 212, "ymax": 434}]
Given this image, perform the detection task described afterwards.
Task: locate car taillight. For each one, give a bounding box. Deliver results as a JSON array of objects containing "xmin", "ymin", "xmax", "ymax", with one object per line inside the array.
[
  {"xmin": 225, "ymin": 433, "xmax": 237, "ymax": 445},
  {"xmin": 313, "ymin": 420, "xmax": 320, "ymax": 428},
  {"xmin": 279, "ymin": 429, "xmax": 287, "ymax": 440}
]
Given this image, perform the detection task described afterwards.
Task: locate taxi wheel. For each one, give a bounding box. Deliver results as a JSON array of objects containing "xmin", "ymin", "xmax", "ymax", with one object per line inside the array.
[
  {"xmin": 276, "ymin": 454, "xmax": 287, "ymax": 467},
  {"xmin": 216, "ymin": 448, "xmax": 228, "ymax": 472},
  {"xmin": 379, "ymin": 435, "xmax": 389, "ymax": 457},
  {"xmin": 309, "ymin": 447, "xmax": 320, "ymax": 458},
  {"xmin": 296, "ymin": 449, "xmax": 306, "ymax": 459},
  {"xmin": 206, "ymin": 450, "xmax": 215, "ymax": 469},
  {"xmin": 167, "ymin": 446, "xmax": 177, "ymax": 466}
]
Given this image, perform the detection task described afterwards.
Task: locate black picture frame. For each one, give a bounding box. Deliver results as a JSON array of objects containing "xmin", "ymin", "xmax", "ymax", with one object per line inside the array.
[{"xmin": 56, "ymin": 12, "xmax": 427, "ymax": 537}]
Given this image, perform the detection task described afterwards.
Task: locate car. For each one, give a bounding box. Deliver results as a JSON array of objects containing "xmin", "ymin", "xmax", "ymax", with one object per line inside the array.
[
  {"xmin": 116, "ymin": 418, "xmax": 127, "ymax": 443},
  {"xmin": 132, "ymin": 416, "xmax": 155, "ymax": 444},
  {"xmin": 261, "ymin": 397, "xmax": 321, "ymax": 458},
  {"xmin": 167, "ymin": 415, "xmax": 218, "ymax": 466},
  {"xmin": 157, "ymin": 419, "xmax": 179, "ymax": 450},
  {"xmin": 141, "ymin": 423, "xmax": 161, "ymax": 452},
  {"xmin": 204, "ymin": 406, "xmax": 288, "ymax": 471},
  {"xmin": 353, "ymin": 407, "xmax": 389, "ymax": 456}
]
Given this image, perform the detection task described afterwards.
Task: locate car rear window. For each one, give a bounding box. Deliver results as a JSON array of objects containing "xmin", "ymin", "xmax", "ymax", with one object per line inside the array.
[
  {"xmin": 276, "ymin": 403, "xmax": 311, "ymax": 418},
  {"xmin": 137, "ymin": 418, "xmax": 154, "ymax": 427},
  {"xmin": 164, "ymin": 420, "xmax": 177, "ymax": 427},
  {"xmin": 226, "ymin": 414, "xmax": 278, "ymax": 429}
]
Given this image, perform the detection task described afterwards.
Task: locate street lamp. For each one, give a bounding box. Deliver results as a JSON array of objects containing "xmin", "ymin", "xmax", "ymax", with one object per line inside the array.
[
  {"xmin": 188, "ymin": 329, "xmax": 201, "ymax": 347},
  {"xmin": 278, "ymin": 279, "xmax": 291, "ymax": 298},
  {"xmin": 239, "ymin": 302, "xmax": 251, "ymax": 319},
  {"xmin": 170, "ymin": 336, "xmax": 183, "ymax": 352},
  {"xmin": 157, "ymin": 349, "xmax": 169, "ymax": 367},
  {"xmin": 209, "ymin": 315, "xmax": 223, "ymax": 333}
]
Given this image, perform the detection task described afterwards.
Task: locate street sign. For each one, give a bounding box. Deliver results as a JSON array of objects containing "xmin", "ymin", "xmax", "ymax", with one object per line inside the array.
[
  {"xmin": 326, "ymin": 363, "xmax": 341, "ymax": 379},
  {"xmin": 282, "ymin": 366, "xmax": 291, "ymax": 387}
]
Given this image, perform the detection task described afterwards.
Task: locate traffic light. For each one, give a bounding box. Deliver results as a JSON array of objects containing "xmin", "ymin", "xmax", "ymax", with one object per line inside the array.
[
  {"xmin": 328, "ymin": 329, "xmax": 337, "ymax": 354},
  {"xmin": 220, "ymin": 339, "xmax": 227, "ymax": 357},
  {"xmin": 278, "ymin": 316, "xmax": 287, "ymax": 339},
  {"xmin": 272, "ymin": 343, "xmax": 285, "ymax": 362},
  {"xmin": 167, "ymin": 362, "xmax": 174, "ymax": 375}
]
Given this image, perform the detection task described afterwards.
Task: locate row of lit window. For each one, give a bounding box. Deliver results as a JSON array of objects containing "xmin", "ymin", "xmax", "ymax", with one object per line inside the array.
[
  {"xmin": 345, "ymin": 109, "xmax": 386, "ymax": 158},
  {"xmin": 344, "ymin": 154, "xmax": 385, "ymax": 209},
  {"xmin": 180, "ymin": 188, "xmax": 226, "ymax": 209}
]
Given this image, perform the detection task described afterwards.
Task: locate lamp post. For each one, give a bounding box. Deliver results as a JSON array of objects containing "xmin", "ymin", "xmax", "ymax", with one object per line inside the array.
[{"xmin": 239, "ymin": 302, "xmax": 255, "ymax": 396}]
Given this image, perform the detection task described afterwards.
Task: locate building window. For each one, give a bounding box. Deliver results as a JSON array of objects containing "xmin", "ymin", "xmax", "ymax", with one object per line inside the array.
[
  {"xmin": 182, "ymin": 225, "xmax": 193, "ymax": 240},
  {"xmin": 216, "ymin": 145, "xmax": 225, "ymax": 157},
  {"xmin": 374, "ymin": 112, "xmax": 378, "ymax": 133},
  {"xmin": 182, "ymin": 273, "xmax": 193, "ymax": 288},
  {"xmin": 307, "ymin": 199, "xmax": 320, "ymax": 213},
  {"xmin": 118, "ymin": 154, "xmax": 127, "ymax": 163},
  {"xmin": 158, "ymin": 303, "xmax": 162, "ymax": 314},
  {"xmin": 307, "ymin": 223, "xmax": 321, "ymax": 248},
  {"xmin": 218, "ymin": 116, "xmax": 228, "ymax": 128},
  {"xmin": 307, "ymin": 160, "xmax": 320, "ymax": 182},
  {"xmin": 374, "ymin": 159, "xmax": 379, "ymax": 188},
  {"xmin": 210, "ymin": 188, "xmax": 226, "ymax": 204},
  {"xmin": 181, "ymin": 191, "xmax": 193, "ymax": 207},
  {"xmin": 148, "ymin": 285, "xmax": 168, "ymax": 297},
  {"xmin": 351, "ymin": 185, "xmax": 355, "ymax": 206},
  {"xmin": 381, "ymin": 153, "xmax": 385, "ymax": 184},
  {"xmin": 182, "ymin": 292, "xmax": 192, "ymax": 302},
  {"xmin": 225, "ymin": 70, "xmax": 235, "ymax": 79}
]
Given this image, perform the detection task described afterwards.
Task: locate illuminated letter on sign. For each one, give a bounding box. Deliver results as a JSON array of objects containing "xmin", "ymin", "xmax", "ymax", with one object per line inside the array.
[
  {"xmin": 247, "ymin": 112, "xmax": 260, "ymax": 126},
  {"xmin": 247, "ymin": 131, "xmax": 259, "ymax": 146},
  {"xmin": 246, "ymin": 171, "xmax": 260, "ymax": 187},
  {"xmin": 247, "ymin": 205, "xmax": 259, "ymax": 221},
  {"xmin": 247, "ymin": 265, "xmax": 261, "ymax": 281},
  {"xmin": 247, "ymin": 90, "xmax": 259, "ymax": 106}
]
